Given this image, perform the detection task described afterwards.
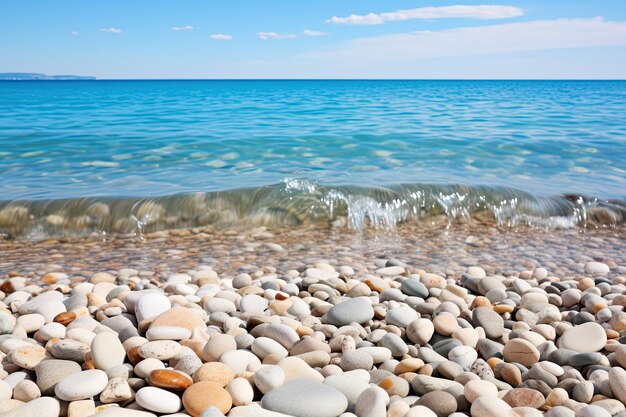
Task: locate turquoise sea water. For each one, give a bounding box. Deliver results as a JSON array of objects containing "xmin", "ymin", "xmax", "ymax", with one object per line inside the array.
[{"xmin": 1, "ymin": 80, "xmax": 625, "ymax": 238}]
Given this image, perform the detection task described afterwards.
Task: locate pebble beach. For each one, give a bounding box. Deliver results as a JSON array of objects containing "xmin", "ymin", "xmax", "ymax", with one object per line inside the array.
[{"xmin": 1, "ymin": 221, "xmax": 626, "ymax": 417}]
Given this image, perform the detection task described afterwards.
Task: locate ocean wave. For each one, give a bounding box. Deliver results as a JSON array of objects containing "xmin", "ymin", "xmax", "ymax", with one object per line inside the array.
[{"xmin": 0, "ymin": 179, "xmax": 625, "ymax": 240}]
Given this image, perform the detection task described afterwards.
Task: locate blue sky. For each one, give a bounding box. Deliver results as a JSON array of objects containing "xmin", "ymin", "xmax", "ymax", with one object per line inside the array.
[{"xmin": 2, "ymin": 0, "xmax": 626, "ymax": 78}]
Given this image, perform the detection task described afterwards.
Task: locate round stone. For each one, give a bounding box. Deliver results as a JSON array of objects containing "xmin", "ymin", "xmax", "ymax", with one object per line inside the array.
[
  {"xmin": 136, "ymin": 386, "xmax": 182, "ymax": 413},
  {"xmin": 193, "ymin": 362, "xmax": 235, "ymax": 387},
  {"xmin": 503, "ymin": 339, "xmax": 540, "ymax": 367},
  {"xmin": 54, "ymin": 369, "xmax": 108, "ymax": 401},
  {"xmin": 502, "ymin": 388, "xmax": 545, "ymax": 409},
  {"xmin": 415, "ymin": 391, "xmax": 457, "ymax": 417},
  {"xmin": 261, "ymin": 378, "xmax": 348, "ymax": 417},
  {"xmin": 183, "ymin": 381, "xmax": 233, "ymax": 416},
  {"xmin": 91, "ymin": 331, "xmax": 126, "ymax": 371},
  {"xmin": 135, "ymin": 293, "xmax": 171, "ymax": 323},
  {"xmin": 471, "ymin": 396, "xmax": 512, "ymax": 417},
  {"xmin": 464, "ymin": 379, "xmax": 498, "ymax": 403},
  {"xmin": 226, "ymin": 378, "xmax": 254, "ymax": 406},
  {"xmin": 559, "ymin": 323, "xmax": 607, "ymax": 352},
  {"xmin": 327, "ymin": 297, "xmax": 374, "ymax": 326},
  {"xmin": 584, "ymin": 262, "xmax": 610, "ymax": 276},
  {"xmin": 433, "ymin": 312, "xmax": 459, "ymax": 336},
  {"xmin": 448, "ymin": 345, "xmax": 478, "ymax": 370}
]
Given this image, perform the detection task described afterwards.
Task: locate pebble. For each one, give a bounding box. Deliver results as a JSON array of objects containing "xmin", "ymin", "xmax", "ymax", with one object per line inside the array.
[
  {"xmin": 503, "ymin": 338, "xmax": 540, "ymax": 367},
  {"xmin": 91, "ymin": 331, "xmax": 126, "ymax": 370},
  {"xmin": 54, "ymin": 369, "xmax": 109, "ymax": 401},
  {"xmin": 183, "ymin": 381, "xmax": 233, "ymax": 416},
  {"xmin": 261, "ymin": 379, "xmax": 348, "ymax": 417},
  {"xmin": 136, "ymin": 386, "xmax": 182, "ymax": 414},
  {"xmin": 559, "ymin": 322, "xmax": 607, "ymax": 352},
  {"xmin": 327, "ymin": 297, "xmax": 374, "ymax": 326}
]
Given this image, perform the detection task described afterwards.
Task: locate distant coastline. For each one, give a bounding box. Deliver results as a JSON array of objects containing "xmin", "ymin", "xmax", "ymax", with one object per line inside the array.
[{"xmin": 0, "ymin": 72, "xmax": 96, "ymax": 80}]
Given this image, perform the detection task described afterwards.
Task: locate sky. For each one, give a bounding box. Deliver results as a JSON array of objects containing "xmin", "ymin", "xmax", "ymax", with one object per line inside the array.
[{"xmin": 2, "ymin": 0, "xmax": 626, "ymax": 79}]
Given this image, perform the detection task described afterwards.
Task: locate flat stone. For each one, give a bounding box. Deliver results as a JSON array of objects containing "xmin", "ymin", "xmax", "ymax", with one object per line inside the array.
[
  {"xmin": 0, "ymin": 397, "xmax": 60, "ymax": 417},
  {"xmin": 226, "ymin": 377, "xmax": 254, "ymax": 406},
  {"xmin": 254, "ymin": 365, "xmax": 286, "ymax": 394},
  {"xmin": 138, "ymin": 340, "xmax": 182, "ymax": 360},
  {"xmin": 327, "ymin": 297, "xmax": 374, "ymax": 326},
  {"xmin": 35, "ymin": 359, "xmax": 82, "ymax": 395},
  {"xmin": 54, "ymin": 369, "xmax": 108, "ymax": 401},
  {"xmin": 464, "ymin": 379, "xmax": 498, "ymax": 403},
  {"xmin": 262, "ymin": 378, "xmax": 348, "ymax": 417},
  {"xmin": 193, "ymin": 362, "xmax": 235, "ymax": 387},
  {"xmin": 560, "ymin": 323, "xmax": 607, "ymax": 352}
]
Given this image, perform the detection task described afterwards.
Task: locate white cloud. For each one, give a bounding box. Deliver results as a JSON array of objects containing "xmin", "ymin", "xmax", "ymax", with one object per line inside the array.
[
  {"xmin": 312, "ymin": 17, "xmax": 626, "ymax": 61},
  {"xmin": 302, "ymin": 29, "xmax": 327, "ymax": 37},
  {"xmin": 210, "ymin": 33, "xmax": 233, "ymax": 41},
  {"xmin": 100, "ymin": 27, "xmax": 122, "ymax": 34},
  {"xmin": 172, "ymin": 25, "xmax": 194, "ymax": 31},
  {"xmin": 258, "ymin": 32, "xmax": 298, "ymax": 41},
  {"xmin": 327, "ymin": 5, "xmax": 523, "ymax": 25},
  {"xmin": 69, "ymin": 31, "xmax": 79, "ymax": 36}
]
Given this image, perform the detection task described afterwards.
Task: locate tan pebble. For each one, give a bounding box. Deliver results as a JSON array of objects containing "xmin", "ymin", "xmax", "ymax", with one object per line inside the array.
[
  {"xmin": 193, "ymin": 362, "xmax": 234, "ymax": 387},
  {"xmin": 67, "ymin": 399, "xmax": 96, "ymax": 417},
  {"xmin": 493, "ymin": 305, "xmax": 514, "ymax": 314},
  {"xmin": 395, "ymin": 358, "xmax": 424, "ymax": 375},
  {"xmin": 182, "ymin": 381, "xmax": 232, "ymax": 416}
]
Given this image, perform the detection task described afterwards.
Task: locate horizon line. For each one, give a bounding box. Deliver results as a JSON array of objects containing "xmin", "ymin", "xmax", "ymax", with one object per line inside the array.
[{"xmin": 2, "ymin": 78, "xmax": 626, "ymax": 81}]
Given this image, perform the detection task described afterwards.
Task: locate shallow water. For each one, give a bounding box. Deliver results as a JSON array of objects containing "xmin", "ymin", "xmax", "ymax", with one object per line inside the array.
[{"xmin": 1, "ymin": 80, "xmax": 625, "ymax": 239}]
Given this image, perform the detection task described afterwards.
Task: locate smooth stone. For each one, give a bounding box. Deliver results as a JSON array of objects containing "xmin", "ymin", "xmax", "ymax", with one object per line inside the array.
[
  {"xmin": 9, "ymin": 345, "xmax": 47, "ymax": 369},
  {"xmin": 226, "ymin": 378, "xmax": 254, "ymax": 406},
  {"xmin": 410, "ymin": 375, "xmax": 464, "ymax": 395},
  {"xmin": 183, "ymin": 381, "xmax": 233, "ymax": 416},
  {"xmin": 470, "ymin": 396, "xmax": 512, "ymax": 417},
  {"xmin": 415, "ymin": 391, "xmax": 457, "ymax": 417},
  {"xmin": 323, "ymin": 372, "xmax": 370, "ymax": 412},
  {"xmin": 221, "ymin": 350, "xmax": 261, "ymax": 375},
  {"xmin": 35, "ymin": 359, "xmax": 82, "ymax": 395},
  {"xmin": 252, "ymin": 337, "xmax": 289, "ymax": 360},
  {"xmin": 406, "ymin": 319, "xmax": 435, "ymax": 345},
  {"xmin": 569, "ymin": 352, "xmax": 602, "ymax": 367},
  {"xmin": 577, "ymin": 405, "xmax": 611, "ymax": 417},
  {"xmin": 386, "ymin": 306, "xmax": 418, "ymax": 327},
  {"xmin": 502, "ymin": 388, "xmax": 545, "ymax": 409},
  {"xmin": 148, "ymin": 369, "xmax": 193, "ymax": 391},
  {"xmin": 327, "ymin": 297, "xmax": 374, "ymax": 326},
  {"xmin": 560, "ymin": 323, "xmax": 607, "ymax": 352},
  {"xmin": 448, "ymin": 345, "xmax": 478, "ymax": 370},
  {"xmin": 400, "ymin": 280, "xmax": 429, "ymax": 298},
  {"xmin": 464, "ymin": 379, "xmax": 498, "ymax": 403},
  {"xmin": 134, "ymin": 358, "xmax": 166, "ymax": 378},
  {"xmin": 473, "ymin": 307, "xmax": 504, "ymax": 339},
  {"xmin": 146, "ymin": 326, "xmax": 192, "ymax": 341},
  {"xmin": 229, "ymin": 405, "xmax": 294, "ymax": 417},
  {"xmin": 0, "ymin": 379, "xmax": 12, "ymax": 400},
  {"xmin": 135, "ymin": 293, "xmax": 171, "ymax": 323},
  {"xmin": 91, "ymin": 331, "xmax": 126, "ymax": 371},
  {"xmin": 609, "ymin": 367, "xmax": 626, "ymax": 403},
  {"xmin": 0, "ymin": 397, "xmax": 60, "ymax": 417},
  {"xmin": 138, "ymin": 340, "xmax": 182, "ymax": 360},
  {"xmin": 253, "ymin": 365, "xmax": 285, "ymax": 394},
  {"xmin": 54, "ymin": 369, "xmax": 108, "ymax": 401},
  {"xmin": 136, "ymin": 386, "xmax": 182, "ymax": 413},
  {"xmin": 355, "ymin": 385, "xmax": 389, "ymax": 417},
  {"xmin": 203, "ymin": 334, "xmax": 237, "ymax": 362},
  {"xmin": 261, "ymin": 378, "xmax": 348, "ymax": 417},
  {"xmin": 193, "ymin": 362, "xmax": 235, "ymax": 387},
  {"xmin": 340, "ymin": 350, "xmax": 374, "ymax": 371},
  {"xmin": 150, "ymin": 306, "xmax": 207, "ymax": 331},
  {"xmin": 503, "ymin": 339, "xmax": 540, "ymax": 367},
  {"xmin": 584, "ymin": 262, "xmax": 610, "ymax": 276}
]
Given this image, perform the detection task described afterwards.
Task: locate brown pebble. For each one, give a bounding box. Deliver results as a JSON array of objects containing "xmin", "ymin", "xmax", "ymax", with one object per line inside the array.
[
  {"xmin": 503, "ymin": 388, "xmax": 545, "ymax": 409},
  {"xmin": 53, "ymin": 312, "xmax": 77, "ymax": 326},
  {"xmin": 193, "ymin": 362, "xmax": 234, "ymax": 387},
  {"xmin": 148, "ymin": 369, "xmax": 193, "ymax": 391}
]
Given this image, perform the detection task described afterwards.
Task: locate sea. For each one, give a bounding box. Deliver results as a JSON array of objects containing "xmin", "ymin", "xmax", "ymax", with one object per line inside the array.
[{"xmin": 1, "ymin": 80, "xmax": 625, "ymax": 240}]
